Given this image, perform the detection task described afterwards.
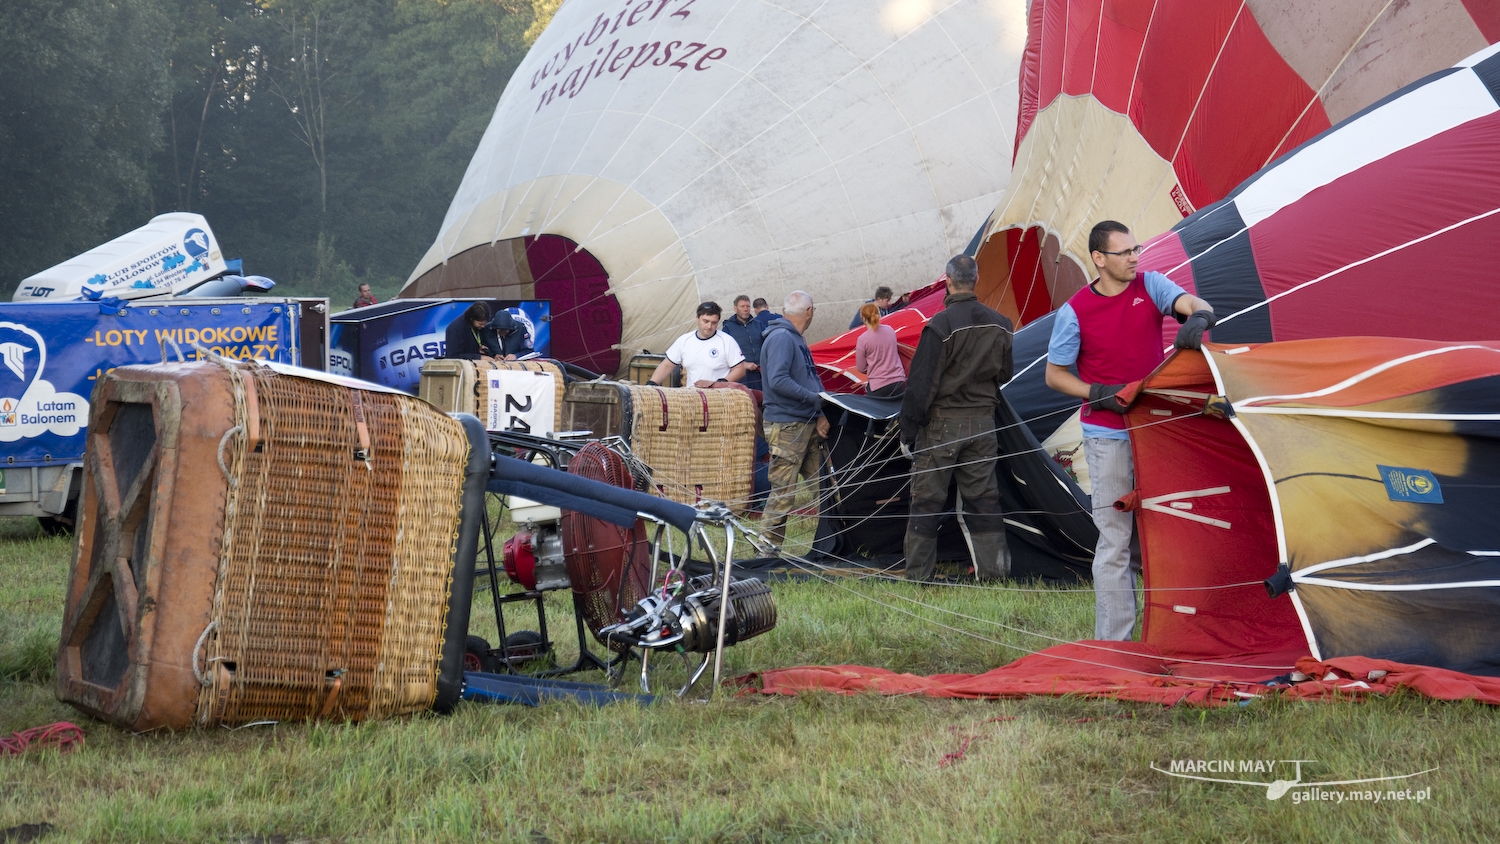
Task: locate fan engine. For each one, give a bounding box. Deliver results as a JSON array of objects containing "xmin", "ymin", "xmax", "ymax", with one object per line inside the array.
[
  {"xmin": 501, "ymin": 529, "xmax": 568, "ymax": 592},
  {"xmin": 598, "ymin": 574, "xmax": 777, "ymax": 653},
  {"xmin": 499, "ymin": 441, "xmax": 640, "ymax": 595}
]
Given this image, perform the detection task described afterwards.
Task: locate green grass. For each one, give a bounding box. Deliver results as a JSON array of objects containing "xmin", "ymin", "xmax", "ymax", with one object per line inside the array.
[{"xmin": 3, "ymin": 510, "xmax": 1498, "ymax": 843}]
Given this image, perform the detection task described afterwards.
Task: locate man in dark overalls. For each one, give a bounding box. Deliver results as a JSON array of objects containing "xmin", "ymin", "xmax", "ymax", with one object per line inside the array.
[{"xmin": 899, "ymin": 255, "xmax": 1014, "ymax": 581}]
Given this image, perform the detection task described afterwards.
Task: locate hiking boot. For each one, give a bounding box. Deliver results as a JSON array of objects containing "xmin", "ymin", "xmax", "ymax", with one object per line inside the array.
[
  {"xmin": 904, "ymin": 532, "xmax": 938, "ymax": 582},
  {"xmin": 970, "ymin": 531, "xmax": 1011, "ymax": 581}
]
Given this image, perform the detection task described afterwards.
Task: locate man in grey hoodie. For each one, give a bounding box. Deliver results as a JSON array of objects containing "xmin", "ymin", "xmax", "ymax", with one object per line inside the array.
[{"xmin": 759, "ymin": 290, "xmax": 829, "ymax": 548}]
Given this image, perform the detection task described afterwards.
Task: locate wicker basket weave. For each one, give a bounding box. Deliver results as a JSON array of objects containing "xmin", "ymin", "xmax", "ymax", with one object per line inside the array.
[
  {"xmin": 563, "ymin": 383, "xmax": 756, "ymax": 513},
  {"xmin": 55, "ymin": 360, "xmax": 471, "ymax": 729},
  {"xmin": 201, "ymin": 364, "xmax": 470, "ymax": 724},
  {"xmin": 639, "ymin": 386, "xmax": 756, "ymax": 511}
]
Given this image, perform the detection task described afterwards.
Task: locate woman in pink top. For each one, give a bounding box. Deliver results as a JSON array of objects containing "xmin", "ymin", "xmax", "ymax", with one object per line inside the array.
[{"xmin": 855, "ymin": 302, "xmax": 906, "ymax": 397}]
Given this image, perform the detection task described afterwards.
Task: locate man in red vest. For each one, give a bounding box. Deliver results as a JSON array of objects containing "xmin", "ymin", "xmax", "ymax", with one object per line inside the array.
[{"xmin": 1045, "ymin": 221, "xmax": 1215, "ymax": 640}]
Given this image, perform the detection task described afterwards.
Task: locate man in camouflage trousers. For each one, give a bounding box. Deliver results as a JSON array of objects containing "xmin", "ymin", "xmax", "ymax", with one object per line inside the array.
[{"xmin": 759, "ymin": 290, "xmax": 829, "ymax": 548}]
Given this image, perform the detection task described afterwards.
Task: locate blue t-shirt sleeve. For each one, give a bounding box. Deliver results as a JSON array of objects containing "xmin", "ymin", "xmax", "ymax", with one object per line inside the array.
[
  {"xmin": 1144, "ymin": 270, "xmax": 1189, "ymax": 315},
  {"xmin": 1046, "ymin": 303, "xmax": 1081, "ymax": 366}
]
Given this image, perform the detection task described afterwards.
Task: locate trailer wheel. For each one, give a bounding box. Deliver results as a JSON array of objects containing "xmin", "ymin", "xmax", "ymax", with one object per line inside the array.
[
  {"xmin": 37, "ymin": 517, "xmax": 72, "ymax": 536},
  {"xmin": 463, "ymin": 635, "xmax": 496, "ymax": 673},
  {"xmin": 37, "ymin": 500, "xmax": 77, "ymax": 537}
]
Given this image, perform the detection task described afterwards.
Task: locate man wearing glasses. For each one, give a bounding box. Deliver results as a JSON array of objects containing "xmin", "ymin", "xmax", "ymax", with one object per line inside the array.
[{"xmin": 1045, "ymin": 220, "xmax": 1215, "ymax": 640}]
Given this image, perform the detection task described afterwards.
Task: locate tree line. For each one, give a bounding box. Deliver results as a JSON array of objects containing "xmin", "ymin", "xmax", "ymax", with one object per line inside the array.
[{"xmin": 0, "ymin": 0, "xmax": 558, "ymax": 305}]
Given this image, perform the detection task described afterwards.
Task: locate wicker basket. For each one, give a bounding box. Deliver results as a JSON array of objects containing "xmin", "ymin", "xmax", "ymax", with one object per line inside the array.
[
  {"xmin": 564, "ymin": 382, "xmax": 756, "ymax": 512},
  {"xmin": 420, "ymin": 358, "xmax": 566, "ymax": 431},
  {"xmin": 56, "ymin": 361, "xmax": 473, "ymax": 729},
  {"xmin": 625, "ymin": 354, "xmax": 681, "ymax": 386}
]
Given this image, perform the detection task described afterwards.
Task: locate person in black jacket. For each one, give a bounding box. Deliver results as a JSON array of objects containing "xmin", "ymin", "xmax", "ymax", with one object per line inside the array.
[
  {"xmin": 488, "ymin": 310, "xmax": 533, "ymax": 359},
  {"xmin": 898, "ymin": 255, "xmax": 1015, "ymax": 582},
  {"xmin": 443, "ymin": 302, "xmax": 499, "ymax": 360},
  {"xmin": 720, "ymin": 295, "xmax": 764, "ymax": 391}
]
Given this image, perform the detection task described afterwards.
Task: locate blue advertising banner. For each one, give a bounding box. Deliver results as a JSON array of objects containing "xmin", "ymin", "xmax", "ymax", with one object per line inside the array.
[
  {"xmin": 0, "ymin": 301, "xmax": 299, "ymax": 466},
  {"xmin": 329, "ymin": 299, "xmax": 551, "ymax": 393}
]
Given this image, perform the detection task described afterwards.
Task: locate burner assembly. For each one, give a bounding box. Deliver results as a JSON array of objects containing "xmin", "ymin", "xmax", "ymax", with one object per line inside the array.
[
  {"xmin": 600, "ymin": 575, "xmax": 777, "ymax": 654},
  {"xmin": 469, "ymin": 432, "xmax": 778, "ymax": 696}
]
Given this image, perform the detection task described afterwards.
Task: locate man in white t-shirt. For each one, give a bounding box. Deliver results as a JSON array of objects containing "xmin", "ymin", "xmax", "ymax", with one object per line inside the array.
[{"xmin": 648, "ymin": 301, "xmax": 749, "ymax": 388}]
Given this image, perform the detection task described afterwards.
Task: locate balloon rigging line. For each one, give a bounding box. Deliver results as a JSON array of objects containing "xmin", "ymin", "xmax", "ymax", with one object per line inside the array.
[
  {"xmin": 622, "ymin": 397, "xmax": 1197, "ymax": 515},
  {"xmin": 616, "ymin": 398, "xmax": 1096, "ymax": 510},
  {"xmin": 764, "ymin": 546, "xmax": 1294, "ymax": 680},
  {"xmin": 1218, "ymin": 203, "xmax": 1500, "ymax": 328},
  {"xmin": 756, "ymin": 507, "xmax": 1259, "ymax": 602},
  {"xmin": 808, "ymin": 552, "xmax": 1268, "ymax": 596},
  {"xmin": 780, "ymin": 551, "xmax": 1295, "ymax": 672},
  {"xmin": 1167, "ymin": 1, "xmax": 1249, "ymax": 167},
  {"xmin": 1261, "ymin": 0, "xmax": 1397, "ymax": 171},
  {"xmin": 620, "ymin": 407, "xmax": 1203, "ymax": 555},
  {"xmin": 1016, "ymin": 229, "xmax": 1048, "ymax": 320},
  {"xmin": 702, "ymin": 512, "xmax": 1288, "ymax": 670}
]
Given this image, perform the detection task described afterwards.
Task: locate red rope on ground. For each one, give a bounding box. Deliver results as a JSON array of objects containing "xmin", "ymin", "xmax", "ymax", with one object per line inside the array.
[
  {"xmin": 937, "ymin": 733, "xmax": 978, "ymax": 769},
  {"xmin": 937, "ymin": 717, "xmax": 1019, "ymax": 768},
  {"xmin": 0, "ymin": 722, "xmax": 85, "ymax": 756}
]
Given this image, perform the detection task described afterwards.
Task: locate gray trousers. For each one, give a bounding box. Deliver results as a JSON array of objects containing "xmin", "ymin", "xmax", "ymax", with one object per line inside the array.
[{"xmin": 1084, "ymin": 437, "xmax": 1139, "ymax": 640}]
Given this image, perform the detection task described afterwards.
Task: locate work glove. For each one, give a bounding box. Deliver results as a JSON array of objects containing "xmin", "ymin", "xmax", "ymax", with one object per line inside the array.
[
  {"xmin": 899, "ymin": 440, "xmax": 916, "ymax": 461},
  {"xmin": 1174, "ymin": 310, "xmax": 1218, "ymax": 350},
  {"xmin": 1088, "ymin": 383, "xmax": 1130, "ymax": 414}
]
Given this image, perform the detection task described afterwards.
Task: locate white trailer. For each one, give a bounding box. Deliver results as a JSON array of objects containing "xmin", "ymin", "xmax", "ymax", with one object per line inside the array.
[{"xmin": 15, "ymin": 212, "xmax": 230, "ymax": 302}]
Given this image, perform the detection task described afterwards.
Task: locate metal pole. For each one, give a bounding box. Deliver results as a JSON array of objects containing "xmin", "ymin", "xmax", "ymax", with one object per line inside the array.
[
  {"xmin": 711, "ymin": 523, "xmax": 736, "ymax": 695},
  {"xmin": 640, "ymin": 521, "xmax": 666, "ymax": 693}
]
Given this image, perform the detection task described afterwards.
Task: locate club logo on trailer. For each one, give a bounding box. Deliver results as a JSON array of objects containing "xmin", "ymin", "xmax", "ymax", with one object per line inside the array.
[
  {"xmin": 183, "ymin": 228, "xmax": 211, "ymax": 258},
  {"xmin": 0, "ymin": 342, "xmax": 31, "ymax": 381},
  {"xmin": 0, "ymin": 322, "xmax": 89, "ymax": 442},
  {"xmin": 0, "ymin": 329, "xmax": 40, "ymax": 399},
  {"xmin": 1151, "ymin": 758, "xmax": 1436, "ymax": 803},
  {"xmin": 0, "ymin": 341, "xmax": 29, "ymax": 426}
]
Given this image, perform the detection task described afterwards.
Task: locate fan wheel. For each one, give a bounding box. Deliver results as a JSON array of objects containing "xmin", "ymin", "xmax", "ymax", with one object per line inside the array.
[{"xmin": 562, "ymin": 442, "xmax": 652, "ymax": 652}]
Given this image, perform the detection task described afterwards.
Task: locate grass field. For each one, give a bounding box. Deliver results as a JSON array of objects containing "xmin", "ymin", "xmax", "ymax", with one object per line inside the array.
[{"xmin": 4, "ymin": 511, "xmax": 1499, "ymax": 843}]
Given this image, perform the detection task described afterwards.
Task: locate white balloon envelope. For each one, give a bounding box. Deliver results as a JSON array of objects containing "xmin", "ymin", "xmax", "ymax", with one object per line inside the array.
[{"xmin": 404, "ymin": 0, "xmax": 1028, "ymax": 372}]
